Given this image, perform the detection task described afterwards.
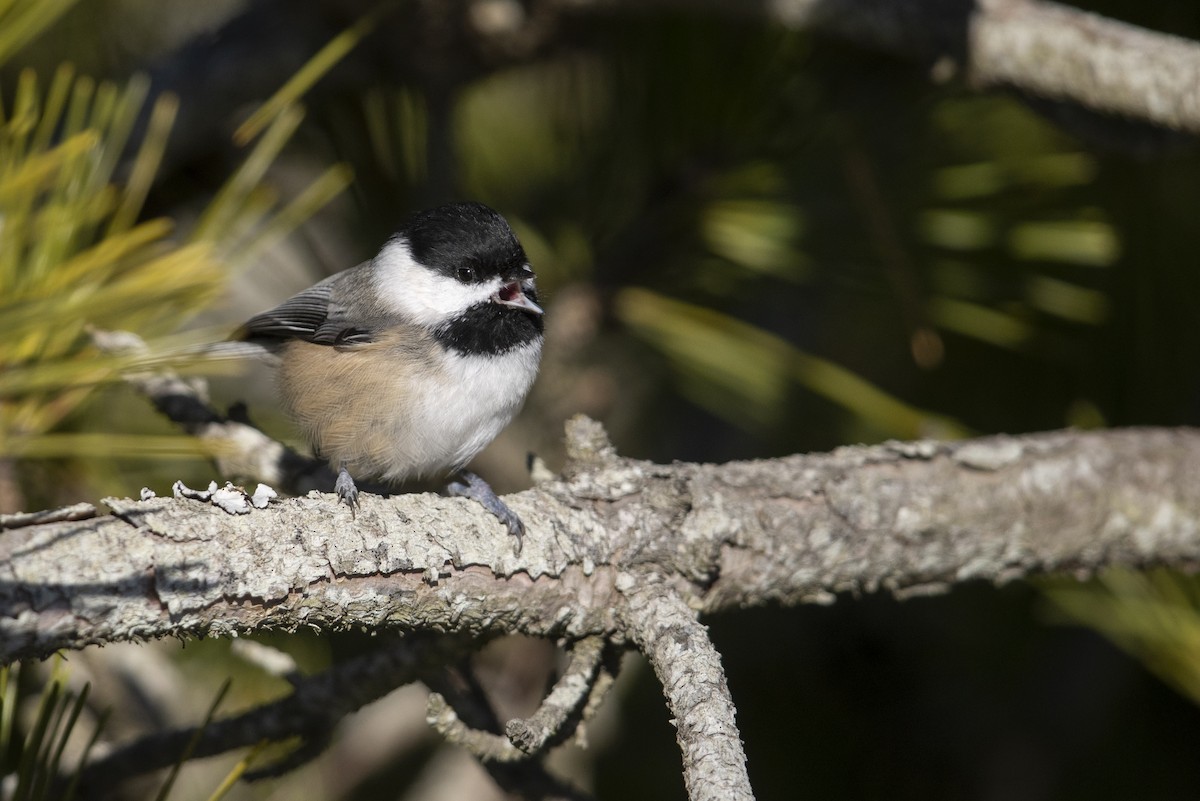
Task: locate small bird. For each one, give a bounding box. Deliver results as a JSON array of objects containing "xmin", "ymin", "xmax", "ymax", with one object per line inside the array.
[{"xmin": 235, "ymin": 201, "xmax": 544, "ymax": 544}]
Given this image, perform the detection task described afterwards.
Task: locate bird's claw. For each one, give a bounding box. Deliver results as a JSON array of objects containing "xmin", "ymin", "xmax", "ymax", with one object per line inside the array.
[
  {"xmin": 335, "ymin": 465, "xmax": 359, "ymax": 517},
  {"xmin": 447, "ymin": 470, "xmax": 524, "ymax": 553}
]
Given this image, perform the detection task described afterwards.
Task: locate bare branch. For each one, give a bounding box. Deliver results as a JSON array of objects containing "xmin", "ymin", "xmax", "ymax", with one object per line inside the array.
[
  {"xmin": 0, "ymin": 503, "xmax": 98, "ymax": 529},
  {"xmin": 504, "ymin": 635, "xmax": 614, "ymax": 755},
  {"xmin": 963, "ymin": 0, "xmax": 1200, "ymax": 132},
  {"xmin": 427, "ymin": 690, "xmax": 525, "ymax": 762},
  {"xmin": 89, "ymin": 328, "xmax": 336, "ymax": 497},
  {"xmin": 427, "ymin": 634, "xmax": 614, "ymax": 761},
  {"xmin": 6, "ymin": 419, "xmax": 1200, "ymax": 799},
  {"xmin": 136, "ymin": 0, "xmax": 1200, "ymax": 183},
  {"xmin": 620, "ymin": 574, "xmax": 753, "ymax": 801},
  {"xmin": 571, "ymin": 0, "xmax": 1200, "ymax": 135},
  {"xmin": 3, "ymin": 421, "xmax": 1200, "ymax": 665},
  {"xmin": 424, "ymin": 662, "xmax": 597, "ymax": 801}
]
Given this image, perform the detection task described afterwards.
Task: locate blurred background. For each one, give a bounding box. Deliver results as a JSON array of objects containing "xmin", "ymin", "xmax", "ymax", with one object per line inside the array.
[{"xmin": 2, "ymin": 0, "xmax": 1200, "ymax": 799}]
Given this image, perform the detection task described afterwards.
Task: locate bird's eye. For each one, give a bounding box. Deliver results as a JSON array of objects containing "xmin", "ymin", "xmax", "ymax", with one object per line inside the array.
[{"xmin": 457, "ymin": 265, "xmax": 476, "ymax": 282}]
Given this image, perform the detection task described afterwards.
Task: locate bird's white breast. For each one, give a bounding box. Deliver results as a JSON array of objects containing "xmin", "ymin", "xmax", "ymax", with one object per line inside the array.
[{"xmin": 374, "ymin": 338, "xmax": 542, "ymax": 481}]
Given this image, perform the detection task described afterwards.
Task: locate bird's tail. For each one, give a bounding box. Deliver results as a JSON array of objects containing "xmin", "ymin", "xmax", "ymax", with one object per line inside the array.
[{"xmin": 90, "ymin": 328, "xmax": 278, "ymax": 371}]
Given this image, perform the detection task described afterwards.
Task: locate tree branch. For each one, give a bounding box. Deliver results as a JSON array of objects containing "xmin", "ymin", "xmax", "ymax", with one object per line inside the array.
[
  {"xmin": 137, "ymin": 0, "xmax": 1200, "ymax": 182},
  {"xmin": 962, "ymin": 0, "xmax": 1200, "ymax": 132},
  {"xmin": 577, "ymin": 0, "xmax": 1200, "ymax": 136},
  {"xmin": 4, "ymin": 420, "xmax": 1200, "ymax": 664},
  {"xmin": 423, "ymin": 659, "xmax": 597, "ymax": 801},
  {"xmin": 426, "ymin": 634, "xmax": 613, "ymax": 763},
  {"xmin": 5, "ymin": 418, "xmax": 1200, "ymax": 799},
  {"xmin": 504, "ymin": 635, "xmax": 615, "ymax": 755},
  {"xmin": 620, "ymin": 574, "xmax": 753, "ymax": 801}
]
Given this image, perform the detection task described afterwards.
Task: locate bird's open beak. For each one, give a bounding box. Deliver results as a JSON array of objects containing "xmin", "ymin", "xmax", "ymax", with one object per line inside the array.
[{"xmin": 493, "ymin": 281, "xmax": 544, "ymax": 315}]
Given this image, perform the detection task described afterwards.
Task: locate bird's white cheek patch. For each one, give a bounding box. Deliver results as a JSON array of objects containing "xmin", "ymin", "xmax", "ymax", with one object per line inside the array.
[{"xmin": 373, "ymin": 240, "xmax": 498, "ymax": 327}]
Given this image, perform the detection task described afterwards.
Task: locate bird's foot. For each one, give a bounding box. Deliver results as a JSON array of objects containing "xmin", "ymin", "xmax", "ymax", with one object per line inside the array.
[
  {"xmin": 335, "ymin": 465, "xmax": 359, "ymax": 517},
  {"xmin": 447, "ymin": 470, "xmax": 524, "ymax": 552}
]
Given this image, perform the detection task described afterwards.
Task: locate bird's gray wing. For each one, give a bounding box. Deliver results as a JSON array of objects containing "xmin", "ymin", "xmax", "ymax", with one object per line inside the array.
[{"xmin": 236, "ymin": 269, "xmax": 376, "ymax": 347}]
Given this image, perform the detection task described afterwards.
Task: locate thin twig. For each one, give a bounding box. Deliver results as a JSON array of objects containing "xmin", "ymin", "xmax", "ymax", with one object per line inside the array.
[
  {"xmin": 424, "ymin": 660, "xmax": 596, "ymax": 801},
  {"xmin": 504, "ymin": 635, "xmax": 614, "ymax": 755}
]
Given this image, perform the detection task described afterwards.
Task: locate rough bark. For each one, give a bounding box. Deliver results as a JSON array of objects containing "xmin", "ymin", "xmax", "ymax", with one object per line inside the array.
[
  {"xmin": 4, "ymin": 421, "xmax": 1199, "ymax": 662},
  {"xmin": 5, "ymin": 419, "xmax": 1200, "ymax": 799},
  {"xmin": 622, "ymin": 576, "xmax": 754, "ymax": 801}
]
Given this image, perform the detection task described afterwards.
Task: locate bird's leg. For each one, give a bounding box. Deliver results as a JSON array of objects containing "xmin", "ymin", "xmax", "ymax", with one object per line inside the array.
[
  {"xmin": 335, "ymin": 464, "xmax": 359, "ymax": 515},
  {"xmin": 446, "ymin": 470, "xmax": 524, "ymax": 552}
]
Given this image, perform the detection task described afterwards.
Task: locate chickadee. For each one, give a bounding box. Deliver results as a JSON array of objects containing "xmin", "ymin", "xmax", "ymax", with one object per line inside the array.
[{"xmin": 235, "ymin": 201, "xmax": 544, "ymax": 543}]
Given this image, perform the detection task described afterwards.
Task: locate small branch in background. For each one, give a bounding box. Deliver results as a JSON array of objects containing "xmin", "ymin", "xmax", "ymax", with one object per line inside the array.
[
  {"xmin": 504, "ymin": 635, "xmax": 616, "ymax": 755},
  {"xmin": 129, "ymin": 0, "xmax": 1200, "ymax": 183},
  {"xmin": 778, "ymin": 0, "xmax": 1200, "ymax": 135},
  {"xmin": 0, "ymin": 502, "xmax": 97, "ymax": 529},
  {"xmin": 424, "ymin": 662, "xmax": 596, "ymax": 801},
  {"xmin": 963, "ymin": 0, "xmax": 1200, "ymax": 134},
  {"xmin": 90, "ymin": 328, "xmax": 336, "ymax": 497},
  {"xmin": 230, "ymin": 638, "xmax": 303, "ymax": 683},
  {"xmin": 72, "ymin": 634, "xmax": 469, "ymax": 794},
  {"xmin": 427, "ymin": 691, "xmax": 525, "ymax": 762},
  {"xmin": 576, "ymin": 0, "xmax": 1200, "ymax": 142},
  {"xmin": 426, "ymin": 634, "xmax": 616, "ymax": 762}
]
